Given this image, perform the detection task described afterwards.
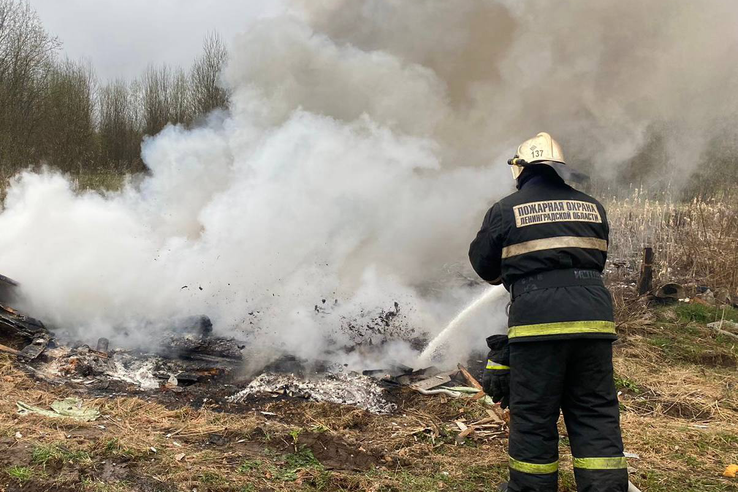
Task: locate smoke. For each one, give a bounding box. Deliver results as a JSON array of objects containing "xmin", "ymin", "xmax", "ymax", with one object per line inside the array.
[
  {"xmin": 296, "ymin": 0, "xmax": 738, "ymax": 182},
  {"xmin": 2, "ymin": 0, "xmax": 736, "ymax": 368}
]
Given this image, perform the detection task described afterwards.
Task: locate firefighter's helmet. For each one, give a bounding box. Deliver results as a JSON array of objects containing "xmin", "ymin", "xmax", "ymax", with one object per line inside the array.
[{"xmin": 508, "ymin": 132, "xmax": 583, "ymax": 182}]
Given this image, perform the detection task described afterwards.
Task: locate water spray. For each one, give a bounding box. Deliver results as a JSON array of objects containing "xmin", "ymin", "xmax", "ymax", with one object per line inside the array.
[{"xmin": 416, "ymin": 284, "xmax": 508, "ymax": 366}]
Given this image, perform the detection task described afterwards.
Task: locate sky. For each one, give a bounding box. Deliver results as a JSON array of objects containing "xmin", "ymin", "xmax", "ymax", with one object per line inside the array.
[{"xmin": 30, "ymin": 0, "xmax": 281, "ymax": 80}]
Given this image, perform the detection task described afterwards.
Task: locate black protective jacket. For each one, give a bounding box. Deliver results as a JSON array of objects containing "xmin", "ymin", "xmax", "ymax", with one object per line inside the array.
[{"xmin": 469, "ymin": 166, "xmax": 615, "ymax": 343}]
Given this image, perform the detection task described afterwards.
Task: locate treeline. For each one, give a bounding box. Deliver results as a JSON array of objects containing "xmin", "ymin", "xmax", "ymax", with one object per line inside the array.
[{"xmin": 0, "ymin": 0, "xmax": 228, "ymax": 178}]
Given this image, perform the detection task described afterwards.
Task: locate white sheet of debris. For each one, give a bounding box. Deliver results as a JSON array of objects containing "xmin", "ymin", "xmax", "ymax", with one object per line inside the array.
[
  {"xmin": 36, "ymin": 348, "xmax": 162, "ymax": 390},
  {"xmin": 109, "ymin": 355, "xmax": 161, "ymax": 390},
  {"xmin": 229, "ymin": 372, "xmax": 396, "ymax": 414}
]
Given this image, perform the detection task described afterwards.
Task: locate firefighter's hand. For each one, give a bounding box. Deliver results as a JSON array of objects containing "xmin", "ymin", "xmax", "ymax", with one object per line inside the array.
[
  {"xmin": 483, "ymin": 356, "xmax": 510, "ymax": 409},
  {"xmin": 483, "ymin": 335, "xmax": 510, "ymax": 409}
]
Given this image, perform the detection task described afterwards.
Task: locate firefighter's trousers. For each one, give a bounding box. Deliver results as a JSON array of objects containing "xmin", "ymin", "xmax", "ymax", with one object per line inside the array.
[{"xmin": 507, "ymin": 339, "xmax": 628, "ymax": 492}]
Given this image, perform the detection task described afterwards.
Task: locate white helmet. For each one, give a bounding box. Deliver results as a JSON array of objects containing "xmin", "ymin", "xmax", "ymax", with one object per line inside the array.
[{"xmin": 508, "ymin": 132, "xmax": 583, "ymax": 182}]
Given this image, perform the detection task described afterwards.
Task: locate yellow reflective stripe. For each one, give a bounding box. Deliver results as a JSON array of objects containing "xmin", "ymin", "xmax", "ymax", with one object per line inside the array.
[
  {"xmin": 573, "ymin": 456, "xmax": 627, "ymax": 470},
  {"xmin": 501, "ymin": 236, "xmax": 607, "ymax": 259},
  {"xmin": 486, "ymin": 360, "xmax": 510, "ymax": 370},
  {"xmin": 509, "ymin": 456, "xmax": 558, "ymax": 474},
  {"xmin": 508, "ymin": 321, "xmax": 616, "ymax": 339}
]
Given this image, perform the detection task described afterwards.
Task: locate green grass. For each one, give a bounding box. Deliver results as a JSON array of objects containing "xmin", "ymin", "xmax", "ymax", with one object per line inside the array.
[
  {"xmin": 237, "ymin": 459, "xmax": 262, "ymax": 474},
  {"xmin": 270, "ymin": 448, "xmax": 324, "ymax": 482},
  {"xmin": 674, "ymin": 303, "xmax": 738, "ymax": 324},
  {"xmin": 198, "ymin": 471, "xmax": 227, "ymax": 485},
  {"xmin": 614, "ymin": 374, "xmax": 642, "ymax": 394},
  {"xmin": 5, "ymin": 465, "xmax": 32, "ymax": 483},
  {"xmin": 32, "ymin": 443, "xmax": 91, "ymax": 467},
  {"xmin": 646, "ymin": 308, "xmax": 737, "ymax": 367},
  {"xmin": 364, "ymin": 464, "xmax": 507, "ymax": 492}
]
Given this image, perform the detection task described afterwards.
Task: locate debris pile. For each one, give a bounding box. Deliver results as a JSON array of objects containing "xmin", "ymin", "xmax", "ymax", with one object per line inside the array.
[
  {"xmin": 158, "ymin": 332, "xmax": 244, "ymax": 363},
  {"xmin": 34, "ymin": 343, "xmax": 237, "ymax": 392},
  {"xmin": 1, "ymin": 304, "xmax": 50, "ymax": 361},
  {"xmin": 449, "ymin": 409, "xmax": 508, "ymax": 444},
  {"xmin": 0, "ymin": 270, "xmax": 510, "ymax": 441}
]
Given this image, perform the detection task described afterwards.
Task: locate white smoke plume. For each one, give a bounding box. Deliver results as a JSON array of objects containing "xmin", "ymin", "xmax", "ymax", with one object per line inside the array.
[{"xmin": 2, "ymin": 0, "xmax": 736, "ymax": 368}]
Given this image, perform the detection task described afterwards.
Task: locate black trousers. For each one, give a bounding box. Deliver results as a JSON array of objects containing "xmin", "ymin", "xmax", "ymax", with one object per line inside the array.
[{"xmin": 507, "ymin": 339, "xmax": 628, "ymax": 492}]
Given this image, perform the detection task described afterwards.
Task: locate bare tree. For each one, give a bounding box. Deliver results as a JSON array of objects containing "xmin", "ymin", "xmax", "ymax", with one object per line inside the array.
[
  {"xmin": 190, "ymin": 31, "xmax": 229, "ymax": 116},
  {"xmin": 141, "ymin": 64, "xmax": 173, "ymax": 136},
  {"xmin": 40, "ymin": 59, "xmax": 96, "ymax": 172},
  {"xmin": 0, "ymin": 4, "xmax": 232, "ymax": 180},
  {"xmin": 0, "ymin": 0, "xmax": 60, "ymax": 170},
  {"xmin": 99, "ymin": 79, "xmax": 143, "ymax": 172},
  {"xmin": 170, "ymin": 66, "xmax": 192, "ymax": 125}
]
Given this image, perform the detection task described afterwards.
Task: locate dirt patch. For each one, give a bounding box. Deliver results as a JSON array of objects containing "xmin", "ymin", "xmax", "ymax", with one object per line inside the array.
[
  {"xmin": 297, "ymin": 431, "xmax": 379, "ymax": 471},
  {"xmin": 126, "ymin": 475, "xmax": 178, "ymax": 492},
  {"xmin": 0, "ymin": 438, "xmax": 33, "ymax": 468},
  {"xmin": 660, "ymin": 400, "xmax": 714, "ymax": 420},
  {"xmin": 97, "ymin": 461, "xmax": 130, "ymax": 481},
  {"xmin": 695, "ymin": 351, "xmax": 737, "ymax": 368}
]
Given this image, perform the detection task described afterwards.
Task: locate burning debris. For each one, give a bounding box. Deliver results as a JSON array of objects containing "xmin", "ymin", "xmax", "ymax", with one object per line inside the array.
[
  {"xmin": 0, "ymin": 270, "xmax": 508, "ymax": 437},
  {"xmin": 33, "ymin": 337, "xmax": 242, "ymax": 392},
  {"xmin": 0, "ymin": 275, "xmax": 244, "ymax": 393},
  {"xmin": 158, "ymin": 332, "xmax": 244, "ymax": 363}
]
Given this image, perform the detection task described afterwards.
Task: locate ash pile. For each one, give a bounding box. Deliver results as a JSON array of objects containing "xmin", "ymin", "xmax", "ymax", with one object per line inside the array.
[{"xmin": 230, "ymin": 372, "xmax": 397, "ymax": 414}]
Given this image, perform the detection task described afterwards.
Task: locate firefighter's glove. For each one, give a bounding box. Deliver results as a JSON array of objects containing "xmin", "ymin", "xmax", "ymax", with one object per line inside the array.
[{"xmin": 482, "ymin": 335, "xmax": 510, "ymax": 409}]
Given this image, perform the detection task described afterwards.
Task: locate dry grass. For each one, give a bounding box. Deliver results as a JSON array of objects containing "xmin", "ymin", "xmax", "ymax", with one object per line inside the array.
[
  {"xmin": 2, "ymin": 298, "xmax": 737, "ymax": 492},
  {"xmin": 605, "ymin": 187, "xmax": 738, "ymax": 296}
]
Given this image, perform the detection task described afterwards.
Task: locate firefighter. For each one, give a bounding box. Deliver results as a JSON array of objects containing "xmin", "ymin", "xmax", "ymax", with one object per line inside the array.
[{"xmin": 469, "ymin": 133, "xmax": 628, "ymax": 492}]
